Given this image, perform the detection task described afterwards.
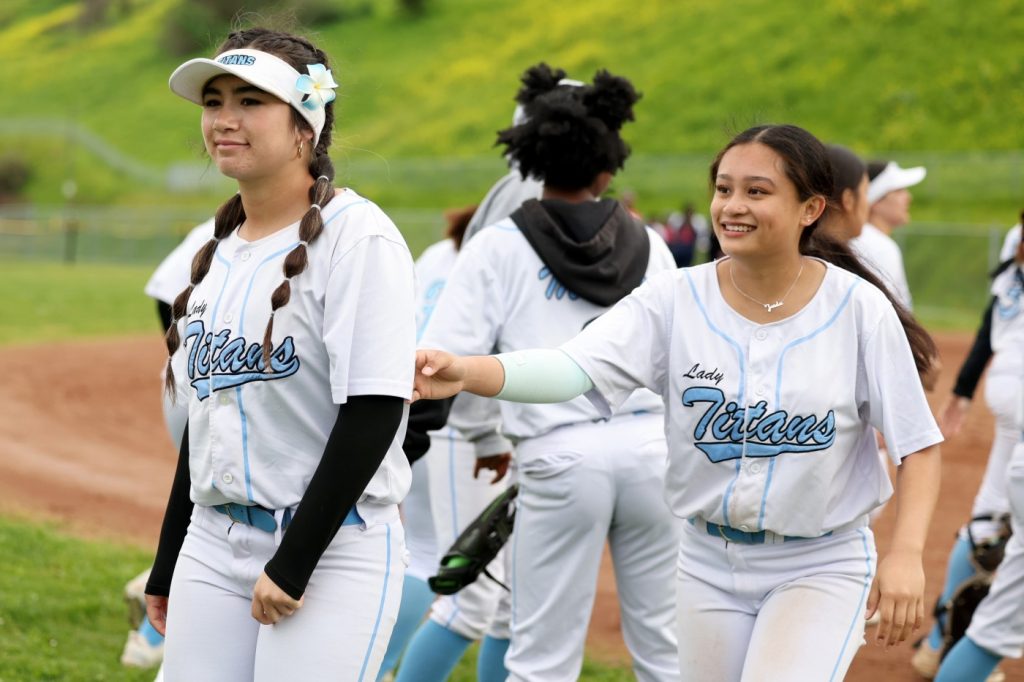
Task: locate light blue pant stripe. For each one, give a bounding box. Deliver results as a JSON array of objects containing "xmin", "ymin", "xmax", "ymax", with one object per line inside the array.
[
  {"xmin": 358, "ymin": 523, "xmax": 393, "ymax": 682},
  {"xmin": 829, "ymin": 528, "xmax": 874, "ymax": 681}
]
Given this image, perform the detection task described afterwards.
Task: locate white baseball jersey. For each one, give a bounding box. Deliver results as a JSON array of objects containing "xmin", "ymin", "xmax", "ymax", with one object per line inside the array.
[
  {"xmin": 174, "ymin": 189, "xmax": 416, "ymax": 522},
  {"xmin": 561, "ymin": 259, "xmax": 943, "ymax": 537},
  {"xmin": 414, "ymin": 238, "xmax": 509, "ymax": 455},
  {"xmin": 420, "ymin": 218, "xmax": 673, "ymax": 440},
  {"xmin": 145, "ymin": 219, "xmax": 217, "ymax": 305},
  {"xmin": 988, "ymin": 264, "xmax": 1024, "ymax": 379},
  {"xmin": 850, "ymin": 222, "xmax": 913, "ymax": 310},
  {"xmin": 999, "ymin": 224, "xmax": 1022, "ymax": 263}
]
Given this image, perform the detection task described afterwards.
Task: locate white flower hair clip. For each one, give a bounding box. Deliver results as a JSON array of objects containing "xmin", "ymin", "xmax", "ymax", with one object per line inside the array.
[{"xmin": 296, "ymin": 63, "xmax": 338, "ymax": 111}]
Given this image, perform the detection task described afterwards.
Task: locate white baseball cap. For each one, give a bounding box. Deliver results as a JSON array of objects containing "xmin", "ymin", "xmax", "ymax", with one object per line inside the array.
[
  {"xmin": 169, "ymin": 48, "xmax": 337, "ymax": 146},
  {"xmin": 867, "ymin": 161, "xmax": 927, "ymax": 204}
]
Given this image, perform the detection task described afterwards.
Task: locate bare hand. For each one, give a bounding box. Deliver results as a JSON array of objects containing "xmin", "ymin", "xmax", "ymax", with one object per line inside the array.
[
  {"xmin": 412, "ymin": 349, "xmax": 465, "ymax": 402},
  {"xmin": 474, "ymin": 453, "xmax": 512, "ymax": 484},
  {"xmin": 865, "ymin": 550, "xmax": 925, "ymax": 648},
  {"xmin": 251, "ymin": 572, "xmax": 303, "ymax": 626},
  {"xmin": 937, "ymin": 395, "xmax": 971, "ymax": 439},
  {"xmin": 145, "ymin": 594, "xmax": 168, "ymax": 637}
]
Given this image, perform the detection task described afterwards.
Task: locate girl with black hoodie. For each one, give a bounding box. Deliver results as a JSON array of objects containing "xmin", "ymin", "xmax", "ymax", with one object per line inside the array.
[{"xmin": 415, "ymin": 64, "xmax": 680, "ymax": 681}]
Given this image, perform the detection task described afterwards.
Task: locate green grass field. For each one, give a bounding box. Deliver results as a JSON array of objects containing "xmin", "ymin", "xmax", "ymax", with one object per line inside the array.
[{"xmin": 0, "ymin": 515, "xmax": 633, "ymax": 680}]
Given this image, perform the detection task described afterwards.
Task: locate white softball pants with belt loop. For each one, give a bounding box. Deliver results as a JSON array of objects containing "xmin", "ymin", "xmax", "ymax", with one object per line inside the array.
[
  {"xmin": 675, "ymin": 521, "xmax": 876, "ymax": 681},
  {"xmin": 162, "ymin": 504, "xmax": 406, "ymax": 682},
  {"xmin": 507, "ymin": 413, "xmax": 680, "ymax": 682}
]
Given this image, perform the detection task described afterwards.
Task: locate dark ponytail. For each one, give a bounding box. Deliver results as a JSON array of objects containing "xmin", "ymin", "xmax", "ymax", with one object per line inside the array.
[{"xmin": 712, "ymin": 124, "xmax": 937, "ymax": 380}]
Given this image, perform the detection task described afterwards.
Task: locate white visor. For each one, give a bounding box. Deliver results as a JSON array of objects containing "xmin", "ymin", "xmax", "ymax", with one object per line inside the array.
[
  {"xmin": 169, "ymin": 48, "xmax": 330, "ymax": 146},
  {"xmin": 868, "ymin": 162, "xmax": 926, "ymax": 204}
]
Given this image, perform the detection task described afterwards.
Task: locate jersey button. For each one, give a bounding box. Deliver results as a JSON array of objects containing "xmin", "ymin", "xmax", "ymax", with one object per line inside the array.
[
  {"xmin": 240, "ymin": 251, "xmax": 252, "ymax": 262},
  {"xmin": 755, "ymin": 386, "xmax": 766, "ymax": 396},
  {"xmin": 749, "ymin": 463, "xmax": 762, "ymax": 474},
  {"xmin": 222, "ymin": 472, "xmax": 234, "ymax": 484},
  {"xmin": 224, "ymin": 313, "xmax": 234, "ymax": 323},
  {"xmin": 739, "ymin": 524, "xmax": 750, "ymax": 532},
  {"xmin": 755, "ymin": 329, "xmax": 768, "ymax": 341},
  {"xmin": 218, "ymin": 393, "xmax": 231, "ymax": 406}
]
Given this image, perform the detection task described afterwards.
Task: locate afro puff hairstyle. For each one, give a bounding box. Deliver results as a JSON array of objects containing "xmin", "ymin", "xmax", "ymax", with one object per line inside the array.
[{"xmin": 497, "ymin": 63, "xmax": 641, "ymax": 191}]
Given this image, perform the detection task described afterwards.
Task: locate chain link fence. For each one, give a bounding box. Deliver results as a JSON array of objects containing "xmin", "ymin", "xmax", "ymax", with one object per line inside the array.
[{"xmin": 0, "ymin": 204, "xmax": 1010, "ymax": 328}]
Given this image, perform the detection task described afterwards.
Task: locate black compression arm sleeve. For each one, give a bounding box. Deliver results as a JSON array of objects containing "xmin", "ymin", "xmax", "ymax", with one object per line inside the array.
[
  {"xmin": 145, "ymin": 423, "xmax": 194, "ymax": 597},
  {"xmin": 953, "ymin": 296, "xmax": 996, "ymax": 399},
  {"xmin": 157, "ymin": 300, "xmax": 173, "ymax": 334},
  {"xmin": 403, "ymin": 397, "xmax": 453, "ymax": 464},
  {"xmin": 264, "ymin": 395, "xmax": 405, "ymax": 600}
]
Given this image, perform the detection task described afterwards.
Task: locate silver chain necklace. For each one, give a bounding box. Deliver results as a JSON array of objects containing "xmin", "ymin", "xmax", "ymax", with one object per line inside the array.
[{"xmin": 728, "ymin": 260, "xmax": 805, "ymax": 313}]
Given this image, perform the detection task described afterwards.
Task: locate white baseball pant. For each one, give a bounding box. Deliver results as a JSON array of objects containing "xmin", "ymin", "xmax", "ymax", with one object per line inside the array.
[
  {"xmin": 162, "ymin": 504, "xmax": 405, "ymax": 682},
  {"xmin": 426, "ymin": 429, "xmax": 511, "ymax": 640},
  {"xmin": 507, "ymin": 414, "xmax": 680, "ymax": 682},
  {"xmin": 966, "ymin": 440, "xmax": 1024, "ymax": 658},
  {"xmin": 675, "ymin": 522, "xmax": 876, "ymax": 681}
]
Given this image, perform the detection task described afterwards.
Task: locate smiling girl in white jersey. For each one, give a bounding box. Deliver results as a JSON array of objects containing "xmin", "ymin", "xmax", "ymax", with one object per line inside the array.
[
  {"xmin": 412, "ymin": 124, "xmax": 943, "ymax": 681},
  {"xmin": 143, "ymin": 28, "xmax": 416, "ymax": 682}
]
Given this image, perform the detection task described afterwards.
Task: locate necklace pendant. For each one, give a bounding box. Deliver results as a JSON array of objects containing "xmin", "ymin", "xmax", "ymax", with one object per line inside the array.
[{"xmin": 764, "ymin": 301, "xmax": 783, "ymax": 313}]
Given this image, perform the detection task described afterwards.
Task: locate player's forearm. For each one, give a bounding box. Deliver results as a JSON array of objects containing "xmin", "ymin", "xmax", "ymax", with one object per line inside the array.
[
  {"xmin": 888, "ymin": 444, "xmax": 941, "ymax": 554},
  {"xmin": 461, "ymin": 355, "xmax": 507, "ymax": 397},
  {"xmin": 146, "ymin": 423, "xmax": 194, "ymax": 597},
  {"xmin": 493, "ymin": 349, "xmax": 594, "ymax": 402}
]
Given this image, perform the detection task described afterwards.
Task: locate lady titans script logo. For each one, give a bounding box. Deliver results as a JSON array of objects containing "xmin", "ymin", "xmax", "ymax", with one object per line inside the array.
[{"xmin": 184, "ymin": 320, "xmax": 300, "ymax": 399}]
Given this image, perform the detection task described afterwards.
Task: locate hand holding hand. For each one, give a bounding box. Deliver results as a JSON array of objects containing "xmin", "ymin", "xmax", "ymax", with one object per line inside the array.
[
  {"xmin": 413, "ymin": 349, "xmax": 466, "ymax": 401},
  {"xmin": 252, "ymin": 572, "xmax": 303, "ymax": 626}
]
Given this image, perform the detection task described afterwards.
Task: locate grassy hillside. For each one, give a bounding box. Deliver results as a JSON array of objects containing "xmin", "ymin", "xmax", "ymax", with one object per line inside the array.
[{"xmin": 0, "ymin": 0, "xmax": 1022, "ymax": 217}]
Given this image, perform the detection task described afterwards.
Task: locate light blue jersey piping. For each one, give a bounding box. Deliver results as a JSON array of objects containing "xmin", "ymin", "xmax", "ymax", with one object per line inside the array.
[
  {"xmin": 757, "ymin": 280, "xmax": 859, "ymax": 529},
  {"xmin": 684, "ymin": 270, "xmax": 746, "ymax": 527}
]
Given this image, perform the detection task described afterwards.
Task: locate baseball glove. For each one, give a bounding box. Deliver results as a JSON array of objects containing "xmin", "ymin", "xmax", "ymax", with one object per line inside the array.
[{"xmin": 428, "ymin": 484, "xmax": 518, "ymax": 596}]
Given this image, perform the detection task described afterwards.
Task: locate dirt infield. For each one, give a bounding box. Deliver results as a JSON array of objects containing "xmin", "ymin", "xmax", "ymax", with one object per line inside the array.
[{"xmin": 0, "ymin": 331, "xmax": 1020, "ymax": 679}]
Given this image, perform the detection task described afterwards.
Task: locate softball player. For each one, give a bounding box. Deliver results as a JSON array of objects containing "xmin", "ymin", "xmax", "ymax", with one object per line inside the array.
[
  {"xmin": 380, "ymin": 207, "xmax": 515, "ymax": 682},
  {"xmin": 935, "ymin": 430, "xmax": 1024, "ymax": 681},
  {"xmin": 143, "ymin": 28, "xmax": 416, "ymax": 682},
  {"xmin": 913, "ymin": 222, "xmax": 1024, "ymax": 680},
  {"xmin": 849, "ymin": 160, "xmax": 927, "ymax": 311},
  {"xmin": 417, "ymin": 63, "xmax": 681, "ymax": 682},
  {"xmin": 413, "ymin": 124, "xmax": 944, "ymax": 681},
  {"xmin": 118, "ymin": 220, "xmax": 217, "ymax": 677}
]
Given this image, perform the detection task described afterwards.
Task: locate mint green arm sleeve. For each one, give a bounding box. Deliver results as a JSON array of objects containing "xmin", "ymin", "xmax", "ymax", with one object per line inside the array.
[{"xmin": 494, "ymin": 349, "xmax": 594, "ymax": 403}]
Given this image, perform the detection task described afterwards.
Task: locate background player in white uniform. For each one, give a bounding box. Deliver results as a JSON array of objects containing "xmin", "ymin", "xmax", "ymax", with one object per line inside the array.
[
  {"xmin": 412, "ymin": 124, "xmax": 944, "ymax": 681},
  {"xmin": 913, "ymin": 222, "xmax": 1024, "ymax": 679},
  {"xmin": 850, "ymin": 160, "xmax": 927, "ymax": 310},
  {"xmin": 143, "ymin": 28, "xmax": 416, "ymax": 681},
  {"xmin": 118, "ymin": 219, "xmax": 216, "ymax": 678},
  {"xmin": 379, "ymin": 206, "xmax": 515, "ymax": 682},
  {"xmin": 418, "ymin": 63, "xmax": 680, "ymax": 682},
  {"xmin": 935, "ymin": 393, "xmax": 1024, "ymax": 681}
]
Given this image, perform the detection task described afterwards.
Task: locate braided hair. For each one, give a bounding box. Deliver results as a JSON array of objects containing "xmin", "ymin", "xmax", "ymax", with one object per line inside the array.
[
  {"xmin": 496, "ymin": 63, "xmax": 641, "ymax": 191},
  {"xmin": 164, "ymin": 28, "xmax": 338, "ymax": 396}
]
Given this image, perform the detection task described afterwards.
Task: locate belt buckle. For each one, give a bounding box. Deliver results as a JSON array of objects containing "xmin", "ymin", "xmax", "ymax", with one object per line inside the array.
[{"xmin": 225, "ymin": 504, "xmax": 247, "ymax": 526}]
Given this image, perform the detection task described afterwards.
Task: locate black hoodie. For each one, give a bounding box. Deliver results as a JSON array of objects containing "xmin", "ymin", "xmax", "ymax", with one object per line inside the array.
[{"xmin": 509, "ymin": 198, "xmax": 651, "ymax": 307}]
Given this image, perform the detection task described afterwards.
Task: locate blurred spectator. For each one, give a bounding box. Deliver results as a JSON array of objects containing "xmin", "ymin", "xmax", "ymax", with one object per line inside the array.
[{"xmin": 662, "ymin": 202, "xmax": 708, "ymax": 267}]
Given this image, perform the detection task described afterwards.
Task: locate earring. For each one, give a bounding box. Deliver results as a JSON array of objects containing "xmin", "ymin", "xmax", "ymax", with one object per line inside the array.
[{"xmin": 297, "ymin": 141, "xmax": 304, "ymax": 159}]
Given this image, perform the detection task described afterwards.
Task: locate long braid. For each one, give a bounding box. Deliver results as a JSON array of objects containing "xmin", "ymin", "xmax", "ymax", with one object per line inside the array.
[
  {"xmin": 164, "ymin": 194, "xmax": 245, "ymax": 397},
  {"xmin": 261, "ymin": 151, "xmax": 336, "ymax": 368},
  {"xmin": 164, "ymin": 27, "xmax": 339, "ymax": 387}
]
